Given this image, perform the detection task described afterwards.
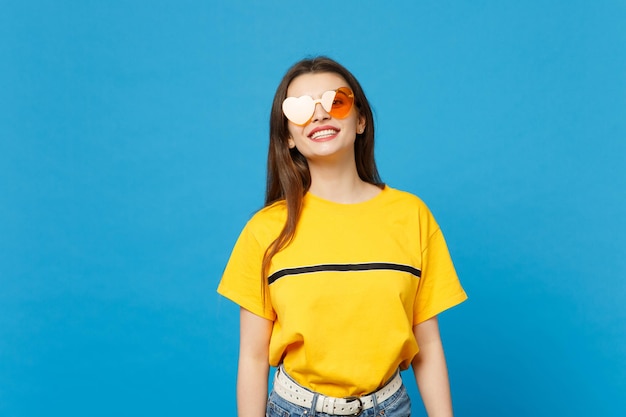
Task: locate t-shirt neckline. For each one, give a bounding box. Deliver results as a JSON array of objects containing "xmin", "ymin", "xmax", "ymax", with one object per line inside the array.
[{"xmin": 304, "ymin": 185, "xmax": 390, "ymax": 209}]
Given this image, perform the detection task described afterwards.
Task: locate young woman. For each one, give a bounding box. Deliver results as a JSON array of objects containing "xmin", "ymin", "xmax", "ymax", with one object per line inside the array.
[{"xmin": 218, "ymin": 57, "xmax": 467, "ymax": 417}]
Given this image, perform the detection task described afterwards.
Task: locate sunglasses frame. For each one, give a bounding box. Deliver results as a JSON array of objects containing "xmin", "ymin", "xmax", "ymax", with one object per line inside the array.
[{"xmin": 282, "ymin": 87, "xmax": 355, "ymax": 126}]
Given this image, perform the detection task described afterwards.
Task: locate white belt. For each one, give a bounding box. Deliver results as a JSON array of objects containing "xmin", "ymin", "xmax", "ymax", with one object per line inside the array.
[{"xmin": 273, "ymin": 367, "xmax": 403, "ymax": 416}]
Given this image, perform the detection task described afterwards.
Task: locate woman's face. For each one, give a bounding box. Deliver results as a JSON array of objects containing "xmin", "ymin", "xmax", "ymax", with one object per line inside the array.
[{"xmin": 285, "ymin": 72, "xmax": 365, "ymax": 164}]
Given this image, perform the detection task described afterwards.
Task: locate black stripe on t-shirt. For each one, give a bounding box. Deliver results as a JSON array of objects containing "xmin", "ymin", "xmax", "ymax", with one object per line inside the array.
[{"xmin": 268, "ymin": 262, "xmax": 421, "ymax": 285}]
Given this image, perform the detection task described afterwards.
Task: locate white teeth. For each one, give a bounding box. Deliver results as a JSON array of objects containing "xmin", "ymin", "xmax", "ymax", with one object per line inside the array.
[{"xmin": 310, "ymin": 129, "xmax": 338, "ymax": 140}]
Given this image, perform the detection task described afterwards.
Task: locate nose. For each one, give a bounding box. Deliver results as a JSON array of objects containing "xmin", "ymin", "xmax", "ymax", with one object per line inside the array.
[{"xmin": 310, "ymin": 102, "xmax": 331, "ymax": 123}]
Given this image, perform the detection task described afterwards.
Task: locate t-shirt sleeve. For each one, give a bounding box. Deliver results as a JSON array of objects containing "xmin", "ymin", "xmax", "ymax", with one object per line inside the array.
[
  {"xmin": 217, "ymin": 222, "xmax": 276, "ymax": 321},
  {"xmin": 413, "ymin": 212, "xmax": 467, "ymax": 324}
]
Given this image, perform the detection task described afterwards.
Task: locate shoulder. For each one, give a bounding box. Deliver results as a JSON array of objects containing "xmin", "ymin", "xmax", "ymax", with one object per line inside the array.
[
  {"xmin": 382, "ymin": 186, "xmax": 441, "ymax": 235},
  {"xmin": 382, "ymin": 186, "xmax": 431, "ymax": 213},
  {"xmin": 249, "ymin": 200, "xmax": 287, "ymax": 224},
  {"xmin": 241, "ymin": 200, "xmax": 287, "ymax": 243}
]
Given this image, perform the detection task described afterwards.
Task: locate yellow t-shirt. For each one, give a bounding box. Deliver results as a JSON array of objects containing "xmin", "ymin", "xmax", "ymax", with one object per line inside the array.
[{"xmin": 217, "ymin": 186, "xmax": 467, "ymax": 397}]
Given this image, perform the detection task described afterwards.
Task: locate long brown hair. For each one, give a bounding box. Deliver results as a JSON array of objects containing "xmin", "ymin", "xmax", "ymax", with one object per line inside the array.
[{"xmin": 262, "ymin": 56, "xmax": 383, "ymax": 282}]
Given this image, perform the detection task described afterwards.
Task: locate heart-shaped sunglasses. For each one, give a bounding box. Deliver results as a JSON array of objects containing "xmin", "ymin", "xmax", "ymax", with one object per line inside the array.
[{"xmin": 282, "ymin": 87, "xmax": 355, "ymax": 126}]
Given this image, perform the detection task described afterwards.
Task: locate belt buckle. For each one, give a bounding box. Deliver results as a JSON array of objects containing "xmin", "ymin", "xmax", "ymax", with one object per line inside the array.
[{"xmin": 342, "ymin": 396, "xmax": 363, "ymax": 416}]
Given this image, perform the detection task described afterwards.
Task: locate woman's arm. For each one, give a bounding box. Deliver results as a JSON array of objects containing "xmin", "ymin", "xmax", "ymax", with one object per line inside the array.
[
  {"xmin": 411, "ymin": 316, "xmax": 454, "ymax": 417},
  {"xmin": 237, "ymin": 307, "xmax": 273, "ymax": 417}
]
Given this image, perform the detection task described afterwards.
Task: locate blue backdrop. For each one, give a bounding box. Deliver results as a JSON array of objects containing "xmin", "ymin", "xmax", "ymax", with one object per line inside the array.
[{"xmin": 1, "ymin": 1, "xmax": 625, "ymax": 416}]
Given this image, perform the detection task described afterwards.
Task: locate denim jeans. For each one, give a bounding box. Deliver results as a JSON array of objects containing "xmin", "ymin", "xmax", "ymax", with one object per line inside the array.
[{"xmin": 266, "ymin": 379, "xmax": 411, "ymax": 417}]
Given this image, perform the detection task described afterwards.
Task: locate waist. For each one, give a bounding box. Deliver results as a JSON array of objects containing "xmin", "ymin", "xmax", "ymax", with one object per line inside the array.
[{"xmin": 272, "ymin": 366, "xmax": 403, "ymax": 416}]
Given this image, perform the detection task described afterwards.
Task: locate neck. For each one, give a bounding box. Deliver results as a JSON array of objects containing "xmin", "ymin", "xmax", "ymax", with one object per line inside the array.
[{"xmin": 307, "ymin": 157, "xmax": 380, "ymax": 204}]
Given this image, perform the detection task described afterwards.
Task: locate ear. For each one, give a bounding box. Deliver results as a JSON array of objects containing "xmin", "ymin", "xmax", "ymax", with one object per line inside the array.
[
  {"xmin": 288, "ymin": 137, "xmax": 296, "ymax": 149},
  {"xmin": 357, "ymin": 116, "xmax": 366, "ymax": 134}
]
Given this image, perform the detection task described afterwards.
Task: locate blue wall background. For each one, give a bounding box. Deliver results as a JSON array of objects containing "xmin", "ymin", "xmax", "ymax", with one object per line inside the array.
[{"xmin": 2, "ymin": 1, "xmax": 625, "ymax": 416}]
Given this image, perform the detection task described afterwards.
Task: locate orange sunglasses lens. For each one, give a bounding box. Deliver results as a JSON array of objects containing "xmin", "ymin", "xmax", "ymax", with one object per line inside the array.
[{"xmin": 329, "ymin": 87, "xmax": 354, "ymax": 119}]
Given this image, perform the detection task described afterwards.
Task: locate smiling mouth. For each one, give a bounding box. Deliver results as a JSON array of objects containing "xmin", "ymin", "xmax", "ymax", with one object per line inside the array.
[{"xmin": 309, "ymin": 128, "xmax": 339, "ymax": 140}]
